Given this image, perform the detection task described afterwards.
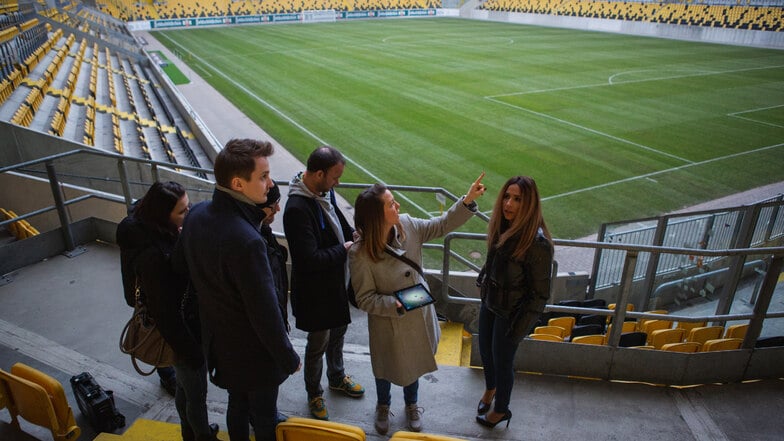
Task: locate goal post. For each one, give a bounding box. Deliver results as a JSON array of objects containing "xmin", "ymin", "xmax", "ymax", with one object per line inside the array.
[{"xmin": 302, "ymin": 9, "xmax": 337, "ymax": 23}]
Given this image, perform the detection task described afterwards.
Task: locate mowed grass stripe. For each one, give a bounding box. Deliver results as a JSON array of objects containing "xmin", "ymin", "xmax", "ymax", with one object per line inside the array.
[{"xmin": 156, "ymin": 18, "xmax": 784, "ymax": 239}]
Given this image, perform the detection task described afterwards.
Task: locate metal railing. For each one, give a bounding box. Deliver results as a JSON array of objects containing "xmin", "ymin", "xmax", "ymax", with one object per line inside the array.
[{"xmin": 439, "ymin": 232, "xmax": 784, "ymax": 350}]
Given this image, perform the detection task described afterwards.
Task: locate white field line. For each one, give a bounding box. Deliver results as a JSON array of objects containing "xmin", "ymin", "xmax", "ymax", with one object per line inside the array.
[
  {"xmin": 489, "ymin": 64, "xmax": 784, "ymax": 98},
  {"xmin": 157, "ymin": 33, "xmax": 434, "ymax": 217},
  {"xmin": 541, "ymin": 142, "xmax": 784, "ymax": 201},
  {"xmin": 728, "ymin": 104, "xmax": 784, "ymax": 129},
  {"xmin": 485, "ymin": 96, "xmax": 694, "ymax": 164}
]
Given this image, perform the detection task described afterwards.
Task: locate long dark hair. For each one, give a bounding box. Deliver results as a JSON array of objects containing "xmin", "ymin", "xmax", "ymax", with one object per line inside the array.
[
  {"xmin": 134, "ymin": 181, "xmax": 186, "ymax": 236},
  {"xmin": 487, "ymin": 176, "xmax": 551, "ymax": 260},
  {"xmin": 354, "ymin": 183, "xmax": 399, "ymax": 262}
]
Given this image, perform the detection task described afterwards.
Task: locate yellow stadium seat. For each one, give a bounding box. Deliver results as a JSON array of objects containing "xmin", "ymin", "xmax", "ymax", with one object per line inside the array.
[
  {"xmin": 702, "ymin": 338, "xmax": 743, "ymax": 352},
  {"xmin": 675, "ymin": 320, "xmax": 707, "ymax": 334},
  {"xmin": 650, "ymin": 328, "xmax": 685, "ymax": 349},
  {"xmin": 640, "ymin": 320, "xmax": 673, "ymax": 343},
  {"xmin": 548, "ymin": 316, "xmax": 575, "ymax": 338},
  {"xmin": 276, "ymin": 416, "xmax": 365, "ymax": 441},
  {"xmin": 529, "ymin": 333, "xmax": 564, "ymax": 342},
  {"xmin": 390, "ymin": 430, "xmax": 470, "ymax": 440},
  {"xmin": 0, "ymin": 363, "xmax": 81, "ymax": 441},
  {"xmin": 533, "ymin": 325, "xmax": 567, "ymax": 339},
  {"xmin": 571, "ymin": 335, "xmax": 605, "ymax": 345},
  {"xmin": 724, "ymin": 324, "xmax": 748, "ymax": 339},
  {"xmin": 661, "ymin": 342, "xmax": 701, "ymax": 353},
  {"xmin": 687, "ymin": 326, "xmax": 724, "ymax": 345}
]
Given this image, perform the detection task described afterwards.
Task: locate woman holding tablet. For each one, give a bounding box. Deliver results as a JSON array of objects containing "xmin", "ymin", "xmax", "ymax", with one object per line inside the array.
[
  {"xmin": 349, "ymin": 175, "xmax": 485, "ymax": 435},
  {"xmin": 475, "ymin": 176, "xmax": 554, "ymax": 429}
]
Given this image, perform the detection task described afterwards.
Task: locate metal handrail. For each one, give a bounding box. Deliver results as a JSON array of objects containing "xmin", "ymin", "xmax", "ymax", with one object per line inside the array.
[{"xmin": 440, "ymin": 231, "xmax": 784, "ymax": 349}]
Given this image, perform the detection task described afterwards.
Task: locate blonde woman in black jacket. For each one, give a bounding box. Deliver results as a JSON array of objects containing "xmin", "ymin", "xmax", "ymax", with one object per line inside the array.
[{"xmin": 475, "ymin": 176, "xmax": 554, "ymax": 429}]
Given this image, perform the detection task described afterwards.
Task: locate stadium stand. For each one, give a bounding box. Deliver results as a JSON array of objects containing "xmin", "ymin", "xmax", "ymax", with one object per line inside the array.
[
  {"xmin": 480, "ymin": 0, "xmax": 784, "ymax": 32},
  {"xmin": 0, "ymin": 3, "xmax": 213, "ymax": 175}
]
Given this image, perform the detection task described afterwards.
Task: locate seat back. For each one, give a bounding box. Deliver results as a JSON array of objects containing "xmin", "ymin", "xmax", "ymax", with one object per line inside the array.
[
  {"xmin": 570, "ymin": 324, "xmax": 604, "ymax": 340},
  {"xmin": 571, "ymin": 335, "xmax": 605, "ymax": 345},
  {"xmin": 724, "ymin": 324, "xmax": 749, "ymax": 339},
  {"xmin": 755, "ymin": 336, "xmax": 784, "ymax": 348},
  {"xmin": 618, "ymin": 332, "xmax": 648, "ymax": 347},
  {"xmin": 702, "ymin": 338, "xmax": 743, "ymax": 352},
  {"xmin": 1, "ymin": 363, "xmax": 80, "ymax": 441},
  {"xmin": 576, "ymin": 314, "xmax": 606, "ymax": 331},
  {"xmin": 661, "ymin": 342, "xmax": 701, "ymax": 353},
  {"xmin": 389, "ymin": 430, "xmax": 469, "ymax": 440},
  {"xmin": 548, "ymin": 317, "xmax": 575, "ymax": 338},
  {"xmin": 687, "ymin": 326, "xmax": 724, "ymax": 345},
  {"xmin": 529, "ymin": 333, "xmax": 564, "ymax": 342},
  {"xmin": 650, "ymin": 328, "xmax": 685, "ymax": 349},
  {"xmin": 533, "ymin": 325, "xmax": 567, "ymax": 338},
  {"xmin": 675, "ymin": 320, "xmax": 707, "ymax": 334},
  {"xmin": 276, "ymin": 416, "xmax": 365, "ymax": 441},
  {"xmin": 606, "ymin": 321, "xmax": 636, "ymax": 336},
  {"xmin": 640, "ymin": 319, "xmax": 673, "ymax": 341}
]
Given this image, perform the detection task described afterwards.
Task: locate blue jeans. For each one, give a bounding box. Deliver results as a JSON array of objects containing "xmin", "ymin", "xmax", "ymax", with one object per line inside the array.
[
  {"xmin": 173, "ymin": 361, "xmax": 210, "ymax": 440},
  {"xmin": 375, "ymin": 377, "xmax": 419, "ymax": 406},
  {"xmin": 305, "ymin": 325, "xmax": 347, "ymax": 399},
  {"xmin": 226, "ymin": 385, "xmax": 279, "ymax": 441},
  {"xmin": 477, "ymin": 304, "xmax": 522, "ymax": 414}
]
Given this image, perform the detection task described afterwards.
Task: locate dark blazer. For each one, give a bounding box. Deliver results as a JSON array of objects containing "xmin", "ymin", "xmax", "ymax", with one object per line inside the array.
[
  {"xmin": 478, "ymin": 229, "xmax": 554, "ymax": 340},
  {"xmin": 172, "ymin": 189, "xmax": 300, "ymax": 391},
  {"xmin": 283, "ymin": 193, "xmax": 354, "ymax": 332},
  {"xmin": 116, "ymin": 216, "xmax": 203, "ymax": 368}
]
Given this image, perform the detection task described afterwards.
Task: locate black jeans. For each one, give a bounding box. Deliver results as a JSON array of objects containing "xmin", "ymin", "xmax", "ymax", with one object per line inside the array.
[
  {"xmin": 477, "ymin": 304, "xmax": 521, "ymax": 414},
  {"xmin": 173, "ymin": 361, "xmax": 211, "ymax": 440},
  {"xmin": 226, "ymin": 385, "xmax": 279, "ymax": 441}
]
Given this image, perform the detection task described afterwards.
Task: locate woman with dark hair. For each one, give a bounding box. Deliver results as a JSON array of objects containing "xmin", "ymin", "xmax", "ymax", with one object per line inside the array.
[
  {"xmin": 349, "ymin": 175, "xmax": 485, "ymax": 435},
  {"xmin": 117, "ymin": 181, "xmax": 219, "ymax": 441},
  {"xmin": 475, "ymin": 176, "xmax": 554, "ymax": 429}
]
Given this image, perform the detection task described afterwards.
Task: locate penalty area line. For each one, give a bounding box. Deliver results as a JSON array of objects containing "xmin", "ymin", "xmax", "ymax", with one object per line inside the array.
[{"xmin": 542, "ymin": 142, "xmax": 784, "ymax": 201}]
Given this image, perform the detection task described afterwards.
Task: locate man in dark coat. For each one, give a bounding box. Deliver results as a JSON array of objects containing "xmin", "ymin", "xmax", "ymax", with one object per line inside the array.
[
  {"xmin": 283, "ymin": 146, "xmax": 364, "ymax": 421},
  {"xmin": 173, "ymin": 139, "xmax": 300, "ymax": 441}
]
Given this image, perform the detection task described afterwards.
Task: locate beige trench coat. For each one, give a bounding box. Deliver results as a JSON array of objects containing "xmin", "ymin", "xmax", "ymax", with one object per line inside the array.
[{"xmin": 348, "ymin": 198, "xmax": 475, "ymax": 386}]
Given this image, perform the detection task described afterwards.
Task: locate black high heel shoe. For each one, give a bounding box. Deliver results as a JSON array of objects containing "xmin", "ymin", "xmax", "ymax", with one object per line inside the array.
[
  {"xmin": 477, "ymin": 399, "xmax": 492, "ymax": 415},
  {"xmin": 476, "ymin": 410, "xmax": 512, "ymax": 428}
]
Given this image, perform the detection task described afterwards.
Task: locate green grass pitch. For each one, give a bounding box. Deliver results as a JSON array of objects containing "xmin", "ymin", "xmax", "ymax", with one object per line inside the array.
[{"xmin": 154, "ymin": 18, "xmax": 784, "ymax": 240}]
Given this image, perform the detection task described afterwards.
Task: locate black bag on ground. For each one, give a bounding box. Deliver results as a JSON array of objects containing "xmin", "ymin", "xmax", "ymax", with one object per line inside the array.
[{"xmin": 70, "ymin": 372, "xmax": 126, "ymax": 432}]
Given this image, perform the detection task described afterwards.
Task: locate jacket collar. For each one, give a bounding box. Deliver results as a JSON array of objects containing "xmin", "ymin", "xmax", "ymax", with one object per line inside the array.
[{"xmin": 213, "ymin": 186, "xmax": 266, "ymax": 231}]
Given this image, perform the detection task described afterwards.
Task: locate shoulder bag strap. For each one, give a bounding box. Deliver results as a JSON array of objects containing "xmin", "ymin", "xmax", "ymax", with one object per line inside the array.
[{"xmin": 384, "ymin": 248, "xmax": 425, "ymax": 278}]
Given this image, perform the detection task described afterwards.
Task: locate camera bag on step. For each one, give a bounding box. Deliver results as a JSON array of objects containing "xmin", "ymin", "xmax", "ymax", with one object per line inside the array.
[{"xmin": 70, "ymin": 372, "xmax": 126, "ymax": 432}]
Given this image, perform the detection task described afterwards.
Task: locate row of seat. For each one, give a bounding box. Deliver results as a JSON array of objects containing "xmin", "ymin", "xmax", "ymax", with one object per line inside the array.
[
  {"xmin": 481, "ymin": 0, "xmax": 784, "ymax": 31},
  {"xmin": 96, "ymin": 0, "xmax": 442, "ymax": 21},
  {"xmin": 0, "ymin": 362, "xmax": 80, "ymax": 441},
  {"xmin": 0, "ymin": 208, "xmax": 39, "ymax": 240}
]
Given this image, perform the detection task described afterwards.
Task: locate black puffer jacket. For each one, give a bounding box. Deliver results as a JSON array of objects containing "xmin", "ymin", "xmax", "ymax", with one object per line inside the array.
[{"xmin": 478, "ymin": 228, "xmax": 554, "ymax": 340}]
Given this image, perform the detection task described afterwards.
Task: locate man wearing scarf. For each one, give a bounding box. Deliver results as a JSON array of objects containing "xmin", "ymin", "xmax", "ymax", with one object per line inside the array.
[{"xmin": 284, "ymin": 146, "xmax": 365, "ymax": 421}]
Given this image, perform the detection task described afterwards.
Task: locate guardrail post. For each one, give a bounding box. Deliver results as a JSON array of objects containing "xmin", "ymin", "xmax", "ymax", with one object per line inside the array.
[
  {"xmin": 117, "ymin": 159, "xmax": 133, "ymax": 209},
  {"xmin": 606, "ymin": 250, "xmax": 638, "ymax": 348},
  {"xmin": 742, "ymin": 254, "xmax": 784, "ymax": 350},
  {"xmin": 46, "ymin": 161, "xmax": 85, "ymax": 257}
]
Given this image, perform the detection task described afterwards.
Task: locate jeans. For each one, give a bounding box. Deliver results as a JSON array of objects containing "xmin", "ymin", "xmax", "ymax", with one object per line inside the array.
[
  {"xmin": 173, "ymin": 361, "xmax": 210, "ymax": 440},
  {"xmin": 226, "ymin": 385, "xmax": 279, "ymax": 441},
  {"xmin": 375, "ymin": 377, "xmax": 419, "ymax": 406},
  {"xmin": 304, "ymin": 325, "xmax": 347, "ymax": 399},
  {"xmin": 477, "ymin": 304, "xmax": 522, "ymax": 414}
]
